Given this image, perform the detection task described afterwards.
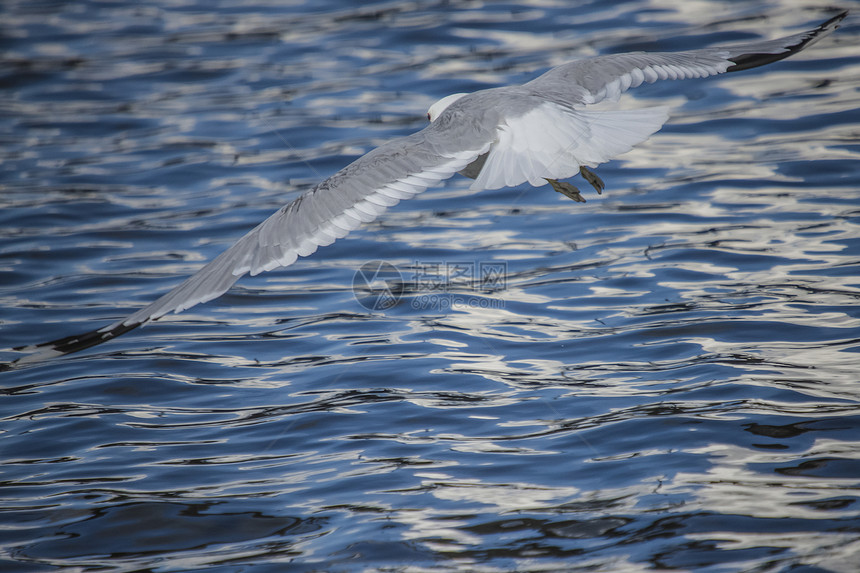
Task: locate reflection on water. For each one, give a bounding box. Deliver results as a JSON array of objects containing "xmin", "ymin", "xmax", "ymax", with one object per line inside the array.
[{"xmin": 2, "ymin": 0, "xmax": 859, "ymax": 571}]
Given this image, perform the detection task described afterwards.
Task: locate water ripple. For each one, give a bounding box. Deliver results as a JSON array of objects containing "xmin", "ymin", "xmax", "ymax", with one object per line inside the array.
[{"xmin": 2, "ymin": 1, "xmax": 859, "ymax": 571}]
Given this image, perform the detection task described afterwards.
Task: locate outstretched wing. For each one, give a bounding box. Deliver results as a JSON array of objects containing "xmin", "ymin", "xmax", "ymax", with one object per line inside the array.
[
  {"xmin": 12, "ymin": 127, "xmax": 490, "ymax": 362},
  {"xmin": 525, "ymin": 11, "xmax": 846, "ymax": 108},
  {"xmin": 467, "ymin": 11, "xmax": 846, "ymax": 191}
]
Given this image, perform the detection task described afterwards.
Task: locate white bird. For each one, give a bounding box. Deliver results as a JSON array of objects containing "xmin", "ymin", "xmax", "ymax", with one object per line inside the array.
[{"xmin": 6, "ymin": 11, "xmax": 846, "ymax": 367}]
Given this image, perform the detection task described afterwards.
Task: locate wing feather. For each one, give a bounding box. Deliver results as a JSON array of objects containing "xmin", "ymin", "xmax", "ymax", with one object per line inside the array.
[{"xmin": 525, "ymin": 11, "xmax": 845, "ymax": 107}]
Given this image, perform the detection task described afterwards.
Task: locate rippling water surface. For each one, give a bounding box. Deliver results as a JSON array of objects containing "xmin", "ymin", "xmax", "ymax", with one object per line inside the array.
[{"xmin": 2, "ymin": 1, "xmax": 859, "ymax": 571}]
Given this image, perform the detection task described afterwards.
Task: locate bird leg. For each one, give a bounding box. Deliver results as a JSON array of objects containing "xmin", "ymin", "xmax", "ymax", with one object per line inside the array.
[
  {"xmin": 580, "ymin": 166, "xmax": 604, "ymax": 194},
  {"xmin": 545, "ymin": 178, "xmax": 586, "ymax": 203}
]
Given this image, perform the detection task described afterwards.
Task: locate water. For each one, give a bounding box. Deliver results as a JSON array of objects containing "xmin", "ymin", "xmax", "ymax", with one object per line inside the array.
[{"xmin": 2, "ymin": 1, "xmax": 859, "ymax": 571}]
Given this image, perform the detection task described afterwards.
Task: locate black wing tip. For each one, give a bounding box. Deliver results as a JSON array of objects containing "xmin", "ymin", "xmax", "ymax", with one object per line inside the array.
[
  {"xmin": 822, "ymin": 9, "xmax": 850, "ymax": 30},
  {"xmin": 804, "ymin": 9, "xmax": 849, "ymax": 41},
  {"xmin": 2, "ymin": 321, "xmax": 142, "ymax": 371},
  {"xmin": 41, "ymin": 321, "xmax": 141, "ymax": 354},
  {"xmin": 726, "ymin": 10, "xmax": 848, "ymax": 73}
]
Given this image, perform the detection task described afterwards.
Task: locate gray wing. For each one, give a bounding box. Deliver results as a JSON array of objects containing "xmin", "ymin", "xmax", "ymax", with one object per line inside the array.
[
  {"xmin": 124, "ymin": 130, "xmax": 488, "ymax": 323},
  {"xmin": 525, "ymin": 11, "xmax": 846, "ymax": 107},
  {"xmin": 13, "ymin": 123, "xmax": 491, "ymax": 361}
]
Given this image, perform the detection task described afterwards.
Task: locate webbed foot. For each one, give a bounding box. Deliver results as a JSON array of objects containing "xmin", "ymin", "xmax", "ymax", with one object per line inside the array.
[
  {"xmin": 580, "ymin": 166, "xmax": 604, "ymax": 194},
  {"xmin": 545, "ymin": 178, "xmax": 586, "ymax": 203}
]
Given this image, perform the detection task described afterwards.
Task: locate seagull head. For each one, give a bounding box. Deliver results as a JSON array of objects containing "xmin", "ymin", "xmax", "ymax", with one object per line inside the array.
[{"xmin": 427, "ymin": 93, "xmax": 468, "ymax": 122}]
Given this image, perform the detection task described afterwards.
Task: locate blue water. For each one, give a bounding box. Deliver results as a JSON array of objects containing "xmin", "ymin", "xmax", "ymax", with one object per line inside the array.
[{"xmin": 2, "ymin": 1, "xmax": 859, "ymax": 571}]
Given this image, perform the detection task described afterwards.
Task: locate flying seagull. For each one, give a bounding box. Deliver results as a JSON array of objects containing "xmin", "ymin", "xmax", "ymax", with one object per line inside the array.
[{"xmin": 5, "ymin": 11, "xmax": 847, "ymax": 368}]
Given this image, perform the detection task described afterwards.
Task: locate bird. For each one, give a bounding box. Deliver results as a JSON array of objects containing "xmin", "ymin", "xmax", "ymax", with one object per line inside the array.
[{"xmin": 5, "ymin": 11, "xmax": 847, "ymax": 368}]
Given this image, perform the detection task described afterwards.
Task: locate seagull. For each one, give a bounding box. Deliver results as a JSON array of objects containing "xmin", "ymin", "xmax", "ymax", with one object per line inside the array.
[{"xmin": 5, "ymin": 11, "xmax": 847, "ymax": 368}]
